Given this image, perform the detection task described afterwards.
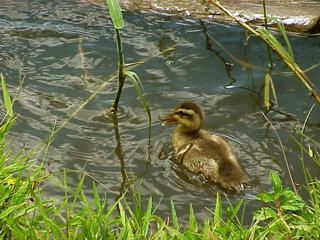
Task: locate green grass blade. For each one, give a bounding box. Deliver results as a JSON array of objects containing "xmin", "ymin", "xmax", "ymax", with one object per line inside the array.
[
  {"xmin": 118, "ymin": 202, "xmax": 126, "ymax": 226},
  {"xmin": 189, "ymin": 203, "xmax": 197, "ymax": 232},
  {"xmin": 228, "ymin": 199, "xmax": 244, "ymax": 219},
  {"xmin": 145, "ymin": 196, "xmax": 153, "ymax": 219},
  {"xmin": 140, "ymin": 196, "xmax": 153, "ymax": 236},
  {"xmin": 0, "ymin": 116, "xmax": 16, "ymax": 142},
  {"xmin": 165, "ymin": 227, "xmax": 188, "ymax": 240},
  {"xmin": 202, "ymin": 220, "xmax": 210, "ymax": 240},
  {"xmin": 106, "ymin": 0, "xmax": 124, "ymax": 29},
  {"xmin": 73, "ymin": 174, "xmax": 86, "ymax": 207},
  {"xmin": 92, "ymin": 181, "xmax": 102, "ymax": 212},
  {"xmin": 31, "ymin": 189, "xmax": 66, "ymax": 239},
  {"xmin": 214, "ymin": 192, "xmax": 222, "ymax": 226},
  {"xmin": 1, "ymin": 73, "xmax": 13, "ymax": 117},
  {"xmin": 0, "ymin": 205, "xmax": 21, "ymax": 219},
  {"xmin": 105, "ymin": 190, "xmax": 126, "ymax": 221},
  {"xmin": 170, "ymin": 198, "xmax": 179, "ymax": 230}
]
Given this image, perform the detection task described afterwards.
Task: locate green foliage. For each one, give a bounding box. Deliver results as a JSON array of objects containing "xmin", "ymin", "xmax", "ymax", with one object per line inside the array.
[
  {"xmin": 0, "ymin": 80, "xmax": 319, "ymax": 239},
  {"xmin": 0, "ymin": 134, "xmax": 34, "ymax": 238},
  {"xmin": 254, "ymin": 171, "xmax": 320, "ymax": 239},
  {"xmin": 0, "ymin": 74, "xmax": 16, "ymax": 144},
  {"xmin": 1, "ymin": 120, "xmax": 320, "ymax": 239},
  {"xmin": 1, "ymin": 76, "xmax": 320, "ymax": 239}
]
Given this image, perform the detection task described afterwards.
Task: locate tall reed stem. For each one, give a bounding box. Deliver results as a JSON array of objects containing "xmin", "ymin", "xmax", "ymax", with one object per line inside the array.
[
  {"xmin": 111, "ymin": 29, "xmax": 126, "ymax": 112},
  {"xmin": 262, "ymin": 0, "xmax": 273, "ymax": 67},
  {"xmin": 209, "ymin": 0, "xmax": 320, "ymax": 105}
]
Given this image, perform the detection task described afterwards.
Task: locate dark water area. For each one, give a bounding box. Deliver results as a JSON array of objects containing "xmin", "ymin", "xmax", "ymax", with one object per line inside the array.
[{"xmin": 1, "ymin": 0, "xmax": 320, "ymax": 224}]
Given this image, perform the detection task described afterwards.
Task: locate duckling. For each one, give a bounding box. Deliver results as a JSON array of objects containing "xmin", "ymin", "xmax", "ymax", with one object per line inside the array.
[{"xmin": 158, "ymin": 101, "xmax": 249, "ymax": 193}]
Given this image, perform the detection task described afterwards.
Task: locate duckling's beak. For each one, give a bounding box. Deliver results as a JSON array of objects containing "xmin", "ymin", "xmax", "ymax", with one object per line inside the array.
[{"xmin": 158, "ymin": 113, "xmax": 177, "ymax": 126}]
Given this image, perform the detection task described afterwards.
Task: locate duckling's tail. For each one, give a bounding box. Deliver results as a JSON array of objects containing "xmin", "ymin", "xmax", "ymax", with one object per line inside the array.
[{"xmin": 217, "ymin": 169, "xmax": 250, "ymax": 193}]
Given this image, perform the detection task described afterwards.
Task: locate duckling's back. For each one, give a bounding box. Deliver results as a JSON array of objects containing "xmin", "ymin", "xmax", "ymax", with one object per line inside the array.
[{"xmin": 172, "ymin": 128, "xmax": 249, "ymax": 193}]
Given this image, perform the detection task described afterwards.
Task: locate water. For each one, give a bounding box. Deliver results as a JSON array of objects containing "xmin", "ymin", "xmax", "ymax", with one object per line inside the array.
[{"xmin": 1, "ymin": 0, "xmax": 320, "ymax": 224}]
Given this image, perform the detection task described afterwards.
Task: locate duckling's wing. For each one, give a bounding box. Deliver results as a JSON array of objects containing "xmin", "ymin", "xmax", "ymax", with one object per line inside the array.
[
  {"xmin": 197, "ymin": 134, "xmax": 249, "ymax": 192},
  {"xmin": 195, "ymin": 135, "xmax": 238, "ymax": 166},
  {"xmin": 177, "ymin": 143, "xmax": 220, "ymax": 180}
]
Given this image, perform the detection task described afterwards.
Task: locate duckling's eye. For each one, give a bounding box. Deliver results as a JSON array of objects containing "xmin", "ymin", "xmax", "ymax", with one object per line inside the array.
[{"xmin": 176, "ymin": 111, "xmax": 191, "ymax": 117}]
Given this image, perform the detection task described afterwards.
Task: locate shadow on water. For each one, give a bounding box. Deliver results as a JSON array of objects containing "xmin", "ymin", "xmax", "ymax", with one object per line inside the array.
[
  {"xmin": 109, "ymin": 113, "xmax": 126, "ymax": 203},
  {"xmin": 199, "ymin": 20, "xmax": 237, "ymax": 87},
  {"xmin": 1, "ymin": 0, "xmax": 320, "ymax": 224}
]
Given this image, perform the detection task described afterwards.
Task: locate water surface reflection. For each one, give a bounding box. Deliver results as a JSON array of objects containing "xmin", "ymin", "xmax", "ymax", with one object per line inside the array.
[{"xmin": 1, "ymin": 0, "xmax": 319, "ymax": 223}]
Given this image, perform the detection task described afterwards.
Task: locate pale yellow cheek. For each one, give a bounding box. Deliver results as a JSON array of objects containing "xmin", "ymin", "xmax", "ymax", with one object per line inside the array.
[
  {"xmin": 176, "ymin": 118, "xmax": 187, "ymax": 126},
  {"xmin": 193, "ymin": 116, "xmax": 201, "ymax": 128}
]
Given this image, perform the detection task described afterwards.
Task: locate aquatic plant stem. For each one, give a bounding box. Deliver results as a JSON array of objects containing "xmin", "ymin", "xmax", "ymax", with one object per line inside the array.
[
  {"xmin": 262, "ymin": 0, "xmax": 273, "ymax": 67},
  {"xmin": 209, "ymin": 0, "xmax": 320, "ymax": 106},
  {"xmin": 300, "ymin": 104, "xmax": 315, "ymax": 183},
  {"xmin": 255, "ymin": 111, "xmax": 297, "ymax": 193},
  {"xmin": 110, "ymin": 28, "xmax": 126, "ymax": 112}
]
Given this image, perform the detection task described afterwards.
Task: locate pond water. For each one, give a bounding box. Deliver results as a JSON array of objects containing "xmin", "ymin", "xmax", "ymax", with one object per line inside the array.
[{"xmin": 1, "ymin": 0, "xmax": 320, "ymax": 224}]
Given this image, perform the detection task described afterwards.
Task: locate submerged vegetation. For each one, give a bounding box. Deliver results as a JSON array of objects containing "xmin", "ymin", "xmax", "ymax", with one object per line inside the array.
[{"xmin": 1, "ymin": 0, "xmax": 320, "ymax": 239}]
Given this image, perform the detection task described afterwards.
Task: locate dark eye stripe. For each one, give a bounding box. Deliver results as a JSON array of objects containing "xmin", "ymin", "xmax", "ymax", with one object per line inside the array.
[{"xmin": 176, "ymin": 111, "xmax": 190, "ymax": 117}]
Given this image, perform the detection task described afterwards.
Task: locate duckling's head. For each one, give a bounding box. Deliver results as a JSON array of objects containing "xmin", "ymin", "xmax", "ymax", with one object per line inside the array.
[{"xmin": 158, "ymin": 101, "xmax": 204, "ymax": 133}]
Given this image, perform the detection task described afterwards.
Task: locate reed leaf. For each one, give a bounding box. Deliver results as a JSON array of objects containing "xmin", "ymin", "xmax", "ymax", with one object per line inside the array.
[
  {"xmin": 276, "ymin": 20, "xmax": 294, "ymax": 63},
  {"xmin": 209, "ymin": 0, "xmax": 320, "ymax": 105},
  {"xmin": 269, "ymin": 75, "xmax": 278, "ymax": 107},
  {"xmin": 264, "ymin": 73, "xmax": 278, "ymax": 109},
  {"xmin": 256, "ymin": 28, "xmax": 292, "ymax": 62},
  {"xmin": 106, "ymin": 0, "xmax": 124, "ymax": 29},
  {"xmin": 264, "ymin": 73, "xmax": 271, "ymax": 110},
  {"xmin": 126, "ymin": 71, "xmax": 152, "ymax": 132}
]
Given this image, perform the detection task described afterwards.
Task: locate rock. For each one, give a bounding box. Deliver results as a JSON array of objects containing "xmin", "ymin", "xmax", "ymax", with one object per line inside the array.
[
  {"xmin": 84, "ymin": 0, "xmax": 320, "ymax": 33},
  {"xmin": 215, "ymin": 0, "xmax": 320, "ymax": 33}
]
